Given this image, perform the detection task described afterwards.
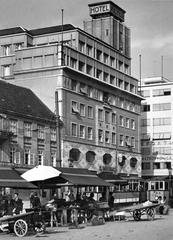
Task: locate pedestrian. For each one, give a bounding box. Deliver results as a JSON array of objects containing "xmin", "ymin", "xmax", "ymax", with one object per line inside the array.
[
  {"xmin": 108, "ymin": 192, "xmax": 114, "ymax": 210},
  {"xmin": 32, "ymin": 192, "xmax": 41, "ymax": 211},
  {"xmin": 12, "ymin": 193, "xmax": 23, "ymax": 215}
]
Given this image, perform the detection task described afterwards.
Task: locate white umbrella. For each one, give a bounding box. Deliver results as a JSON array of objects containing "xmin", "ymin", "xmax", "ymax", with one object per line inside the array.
[{"xmin": 21, "ymin": 165, "xmax": 61, "ymax": 182}]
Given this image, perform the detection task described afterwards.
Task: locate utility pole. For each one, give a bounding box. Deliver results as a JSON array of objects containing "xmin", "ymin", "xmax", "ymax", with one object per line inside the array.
[
  {"xmin": 55, "ymin": 91, "xmax": 61, "ymax": 167},
  {"xmin": 139, "ymin": 54, "xmax": 142, "ymax": 95}
]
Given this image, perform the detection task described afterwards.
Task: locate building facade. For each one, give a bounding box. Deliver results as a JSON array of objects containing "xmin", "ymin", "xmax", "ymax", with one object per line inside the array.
[
  {"xmin": 0, "ymin": 1, "xmax": 142, "ymax": 175},
  {"xmin": 141, "ymin": 77, "xmax": 173, "ymax": 177},
  {"xmin": 0, "ymin": 80, "xmax": 57, "ymax": 170}
]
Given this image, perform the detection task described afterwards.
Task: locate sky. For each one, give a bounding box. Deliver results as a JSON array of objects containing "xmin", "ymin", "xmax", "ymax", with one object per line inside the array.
[{"xmin": 0, "ymin": 0, "xmax": 173, "ymax": 80}]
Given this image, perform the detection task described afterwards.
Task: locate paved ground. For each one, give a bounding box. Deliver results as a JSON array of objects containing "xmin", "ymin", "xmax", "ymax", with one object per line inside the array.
[{"xmin": 0, "ymin": 210, "xmax": 173, "ymax": 240}]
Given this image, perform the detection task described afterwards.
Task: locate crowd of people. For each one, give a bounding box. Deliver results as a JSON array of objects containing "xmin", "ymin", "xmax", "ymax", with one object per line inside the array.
[{"xmin": 0, "ymin": 192, "xmax": 23, "ymax": 217}]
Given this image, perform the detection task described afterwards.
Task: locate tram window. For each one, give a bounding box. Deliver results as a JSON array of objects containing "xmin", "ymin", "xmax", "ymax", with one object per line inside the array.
[
  {"xmin": 155, "ymin": 182, "xmax": 159, "ymax": 190},
  {"xmin": 160, "ymin": 181, "xmax": 163, "ymax": 189},
  {"xmin": 151, "ymin": 182, "xmax": 155, "ymax": 190},
  {"xmin": 165, "ymin": 181, "xmax": 169, "ymax": 190}
]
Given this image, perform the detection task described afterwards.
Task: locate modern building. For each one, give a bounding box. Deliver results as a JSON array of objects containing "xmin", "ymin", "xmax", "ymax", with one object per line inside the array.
[
  {"xmin": 0, "ymin": 80, "xmax": 57, "ymax": 170},
  {"xmin": 0, "ymin": 1, "xmax": 142, "ymax": 175},
  {"xmin": 141, "ymin": 77, "xmax": 173, "ymax": 200}
]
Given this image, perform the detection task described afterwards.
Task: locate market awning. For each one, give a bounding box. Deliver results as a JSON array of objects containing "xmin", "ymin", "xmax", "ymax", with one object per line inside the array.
[
  {"xmin": 0, "ymin": 167, "xmax": 37, "ymax": 189},
  {"xmin": 56, "ymin": 167, "xmax": 112, "ymax": 187}
]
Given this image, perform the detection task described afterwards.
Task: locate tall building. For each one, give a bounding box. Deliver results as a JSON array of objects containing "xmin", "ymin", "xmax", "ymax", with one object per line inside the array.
[
  {"xmin": 0, "ymin": 1, "xmax": 142, "ymax": 175},
  {"xmin": 141, "ymin": 77, "xmax": 173, "ymax": 178}
]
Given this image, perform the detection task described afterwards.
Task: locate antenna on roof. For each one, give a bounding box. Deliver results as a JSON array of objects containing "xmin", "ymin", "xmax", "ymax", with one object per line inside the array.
[
  {"xmin": 61, "ymin": 9, "xmax": 64, "ymax": 65},
  {"xmin": 161, "ymin": 55, "xmax": 163, "ymax": 80},
  {"xmin": 139, "ymin": 54, "xmax": 142, "ymax": 95}
]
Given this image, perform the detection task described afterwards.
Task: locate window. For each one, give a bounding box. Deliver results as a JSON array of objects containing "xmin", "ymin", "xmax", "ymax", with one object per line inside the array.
[
  {"xmin": 110, "ymin": 57, "xmax": 115, "ymax": 67},
  {"xmin": 98, "ymin": 129, "xmax": 103, "ymax": 142},
  {"xmin": 153, "ymin": 88, "xmax": 171, "ymax": 97},
  {"xmin": 86, "ymin": 151, "xmax": 95, "ymax": 163},
  {"xmin": 130, "ymin": 84, "xmax": 135, "ymax": 93},
  {"xmin": 112, "ymin": 113, "xmax": 116, "ymax": 124},
  {"xmin": 124, "ymin": 82, "xmax": 129, "ymax": 91},
  {"xmin": 24, "ymin": 122, "xmax": 32, "ymax": 137},
  {"xmin": 38, "ymin": 125, "xmax": 45, "ymax": 139},
  {"xmin": 10, "ymin": 147, "xmax": 16, "ymax": 163},
  {"xmin": 80, "ymin": 103, "xmax": 85, "ymax": 117},
  {"xmin": 70, "ymin": 58, "xmax": 77, "ymax": 69},
  {"xmin": 119, "ymin": 135, "xmax": 124, "ymax": 146},
  {"xmin": 141, "ymin": 147, "xmax": 151, "ymax": 155},
  {"xmin": 141, "ymin": 119, "xmax": 150, "ymax": 126},
  {"xmin": 112, "ymin": 132, "xmax": 116, "ymax": 145},
  {"xmin": 96, "ymin": 49, "xmax": 102, "ymax": 61},
  {"xmin": 4, "ymin": 45, "xmax": 10, "ymax": 56},
  {"xmin": 15, "ymin": 43, "xmax": 22, "ymax": 50},
  {"xmin": 3, "ymin": 65, "xmax": 10, "ymax": 76},
  {"xmin": 105, "ymin": 131, "xmax": 110, "ymax": 143},
  {"xmin": 110, "ymin": 75, "xmax": 115, "ymax": 85},
  {"xmin": 87, "ymin": 86, "xmax": 93, "ymax": 97},
  {"xmin": 51, "ymin": 152, "xmax": 56, "ymax": 167},
  {"xmin": 141, "ymin": 90, "xmax": 150, "ymax": 97},
  {"xmin": 103, "ymin": 153, "xmax": 112, "ymax": 165},
  {"xmin": 86, "ymin": 64, "xmax": 92, "ymax": 75},
  {"xmin": 96, "ymin": 69, "xmax": 102, "ymax": 79},
  {"xmin": 79, "ymin": 125, "xmax": 85, "ymax": 138},
  {"xmin": 118, "ymin": 79, "xmax": 124, "ymax": 89},
  {"xmin": 105, "ymin": 29, "xmax": 109, "ymax": 36},
  {"xmin": 69, "ymin": 148, "xmax": 80, "ymax": 162},
  {"xmin": 141, "ymin": 133, "xmax": 150, "ymax": 140},
  {"xmin": 119, "ymin": 116, "xmax": 124, "ymax": 127},
  {"xmin": 79, "ymin": 61, "xmax": 85, "ymax": 72},
  {"xmin": 153, "ymin": 147, "xmax": 171, "ymax": 155},
  {"xmin": 153, "ymin": 162, "xmax": 160, "ymax": 169},
  {"xmin": 38, "ymin": 150, "xmax": 44, "ymax": 165},
  {"xmin": 88, "ymin": 106, "xmax": 93, "ymax": 119},
  {"xmin": 153, "ymin": 132, "xmax": 171, "ymax": 140},
  {"xmin": 71, "ymin": 123, "xmax": 77, "ymax": 137},
  {"xmin": 86, "ymin": 44, "xmax": 92, "ymax": 56},
  {"xmin": 153, "ymin": 117, "xmax": 171, "ymax": 126},
  {"xmin": 142, "ymin": 104, "xmax": 150, "ymax": 112},
  {"xmin": 119, "ymin": 98, "xmax": 124, "ymax": 108},
  {"xmin": 142, "ymin": 162, "xmax": 150, "ymax": 170},
  {"xmin": 131, "ymin": 119, "xmax": 135, "ymax": 130},
  {"xmin": 105, "ymin": 111, "xmax": 110, "ymax": 124},
  {"xmin": 72, "ymin": 101, "xmax": 79, "ymax": 114},
  {"xmin": 88, "ymin": 127, "xmax": 93, "ymax": 140},
  {"xmin": 98, "ymin": 109, "xmax": 103, "ymax": 121},
  {"xmin": 9, "ymin": 119, "xmax": 17, "ymax": 135},
  {"xmin": 103, "ymin": 72, "xmax": 109, "ymax": 82},
  {"xmin": 79, "ymin": 41, "xmax": 85, "ymax": 52},
  {"xmin": 153, "ymin": 103, "xmax": 171, "ymax": 111},
  {"xmin": 125, "ymin": 118, "xmax": 130, "ymax": 128},
  {"xmin": 103, "ymin": 53, "xmax": 108, "ymax": 64},
  {"xmin": 131, "ymin": 137, "xmax": 135, "ymax": 148},
  {"xmin": 24, "ymin": 148, "xmax": 31, "ymax": 165},
  {"xmin": 71, "ymin": 79, "xmax": 77, "ymax": 91},
  {"xmin": 50, "ymin": 128, "xmax": 56, "ymax": 141},
  {"xmin": 124, "ymin": 64, "xmax": 129, "ymax": 74}
]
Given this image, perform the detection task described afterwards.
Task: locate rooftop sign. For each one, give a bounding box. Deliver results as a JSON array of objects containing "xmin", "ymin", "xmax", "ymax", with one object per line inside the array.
[{"xmin": 89, "ymin": 1, "xmax": 125, "ymax": 22}]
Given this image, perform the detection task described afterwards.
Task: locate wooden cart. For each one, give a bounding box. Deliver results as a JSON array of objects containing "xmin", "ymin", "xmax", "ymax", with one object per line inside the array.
[
  {"xmin": 117, "ymin": 203, "xmax": 159, "ymax": 221},
  {"xmin": 0, "ymin": 210, "xmax": 46, "ymax": 237}
]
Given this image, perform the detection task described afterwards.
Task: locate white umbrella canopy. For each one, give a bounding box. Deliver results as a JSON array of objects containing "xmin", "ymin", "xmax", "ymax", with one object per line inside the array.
[{"xmin": 21, "ymin": 165, "xmax": 61, "ymax": 182}]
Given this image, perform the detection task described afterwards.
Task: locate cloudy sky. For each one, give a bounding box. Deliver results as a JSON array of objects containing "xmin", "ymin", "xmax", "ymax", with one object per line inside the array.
[{"xmin": 0, "ymin": 0, "xmax": 173, "ymax": 80}]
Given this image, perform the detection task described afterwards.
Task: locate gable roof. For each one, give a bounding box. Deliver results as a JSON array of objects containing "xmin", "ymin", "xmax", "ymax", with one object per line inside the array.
[{"xmin": 0, "ymin": 80, "xmax": 55, "ymax": 122}]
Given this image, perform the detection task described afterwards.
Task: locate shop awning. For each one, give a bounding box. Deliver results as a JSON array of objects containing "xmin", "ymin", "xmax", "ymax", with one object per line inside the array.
[{"xmin": 0, "ymin": 167, "xmax": 37, "ymax": 189}]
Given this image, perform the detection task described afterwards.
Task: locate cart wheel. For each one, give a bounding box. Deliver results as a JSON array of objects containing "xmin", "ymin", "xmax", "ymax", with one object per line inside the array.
[
  {"xmin": 147, "ymin": 208, "xmax": 155, "ymax": 221},
  {"xmin": 14, "ymin": 219, "xmax": 28, "ymax": 237},
  {"xmin": 133, "ymin": 210, "xmax": 141, "ymax": 221}
]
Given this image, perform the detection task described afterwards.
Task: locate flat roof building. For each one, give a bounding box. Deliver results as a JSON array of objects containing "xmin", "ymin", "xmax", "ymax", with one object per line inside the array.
[{"xmin": 0, "ymin": 1, "xmax": 142, "ymax": 175}]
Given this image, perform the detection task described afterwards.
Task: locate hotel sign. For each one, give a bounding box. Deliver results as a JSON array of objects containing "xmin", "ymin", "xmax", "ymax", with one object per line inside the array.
[
  {"xmin": 89, "ymin": 3, "xmax": 110, "ymax": 16},
  {"xmin": 89, "ymin": 2, "xmax": 125, "ymax": 22}
]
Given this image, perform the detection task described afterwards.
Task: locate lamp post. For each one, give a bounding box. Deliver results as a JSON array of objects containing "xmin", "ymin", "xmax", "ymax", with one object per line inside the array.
[{"xmin": 169, "ymin": 167, "xmax": 172, "ymax": 198}]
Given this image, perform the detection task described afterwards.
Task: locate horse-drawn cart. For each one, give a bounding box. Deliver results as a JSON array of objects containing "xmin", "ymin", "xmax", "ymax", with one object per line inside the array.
[
  {"xmin": 0, "ymin": 210, "xmax": 46, "ymax": 237},
  {"xmin": 116, "ymin": 203, "xmax": 159, "ymax": 221}
]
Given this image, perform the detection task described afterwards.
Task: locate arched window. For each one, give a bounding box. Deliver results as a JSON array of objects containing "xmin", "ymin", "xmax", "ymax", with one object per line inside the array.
[
  {"xmin": 86, "ymin": 151, "xmax": 96, "ymax": 163},
  {"xmin": 130, "ymin": 157, "xmax": 137, "ymax": 168},
  {"xmin": 118, "ymin": 155, "xmax": 126, "ymax": 166},
  {"xmin": 69, "ymin": 148, "xmax": 81, "ymax": 162},
  {"xmin": 103, "ymin": 153, "xmax": 112, "ymax": 165}
]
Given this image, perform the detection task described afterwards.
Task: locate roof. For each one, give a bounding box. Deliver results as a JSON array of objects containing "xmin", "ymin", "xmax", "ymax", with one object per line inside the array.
[
  {"xmin": 0, "ymin": 27, "xmax": 27, "ymax": 36},
  {"xmin": 0, "ymin": 80, "xmax": 55, "ymax": 122},
  {"xmin": 29, "ymin": 24, "xmax": 75, "ymax": 36},
  {"xmin": 98, "ymin": 171, "xmax": 128, "ymax": 184},
  {"xmin": 0, "ymin": 167, "xmax": 37, "ymax": 188}
]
